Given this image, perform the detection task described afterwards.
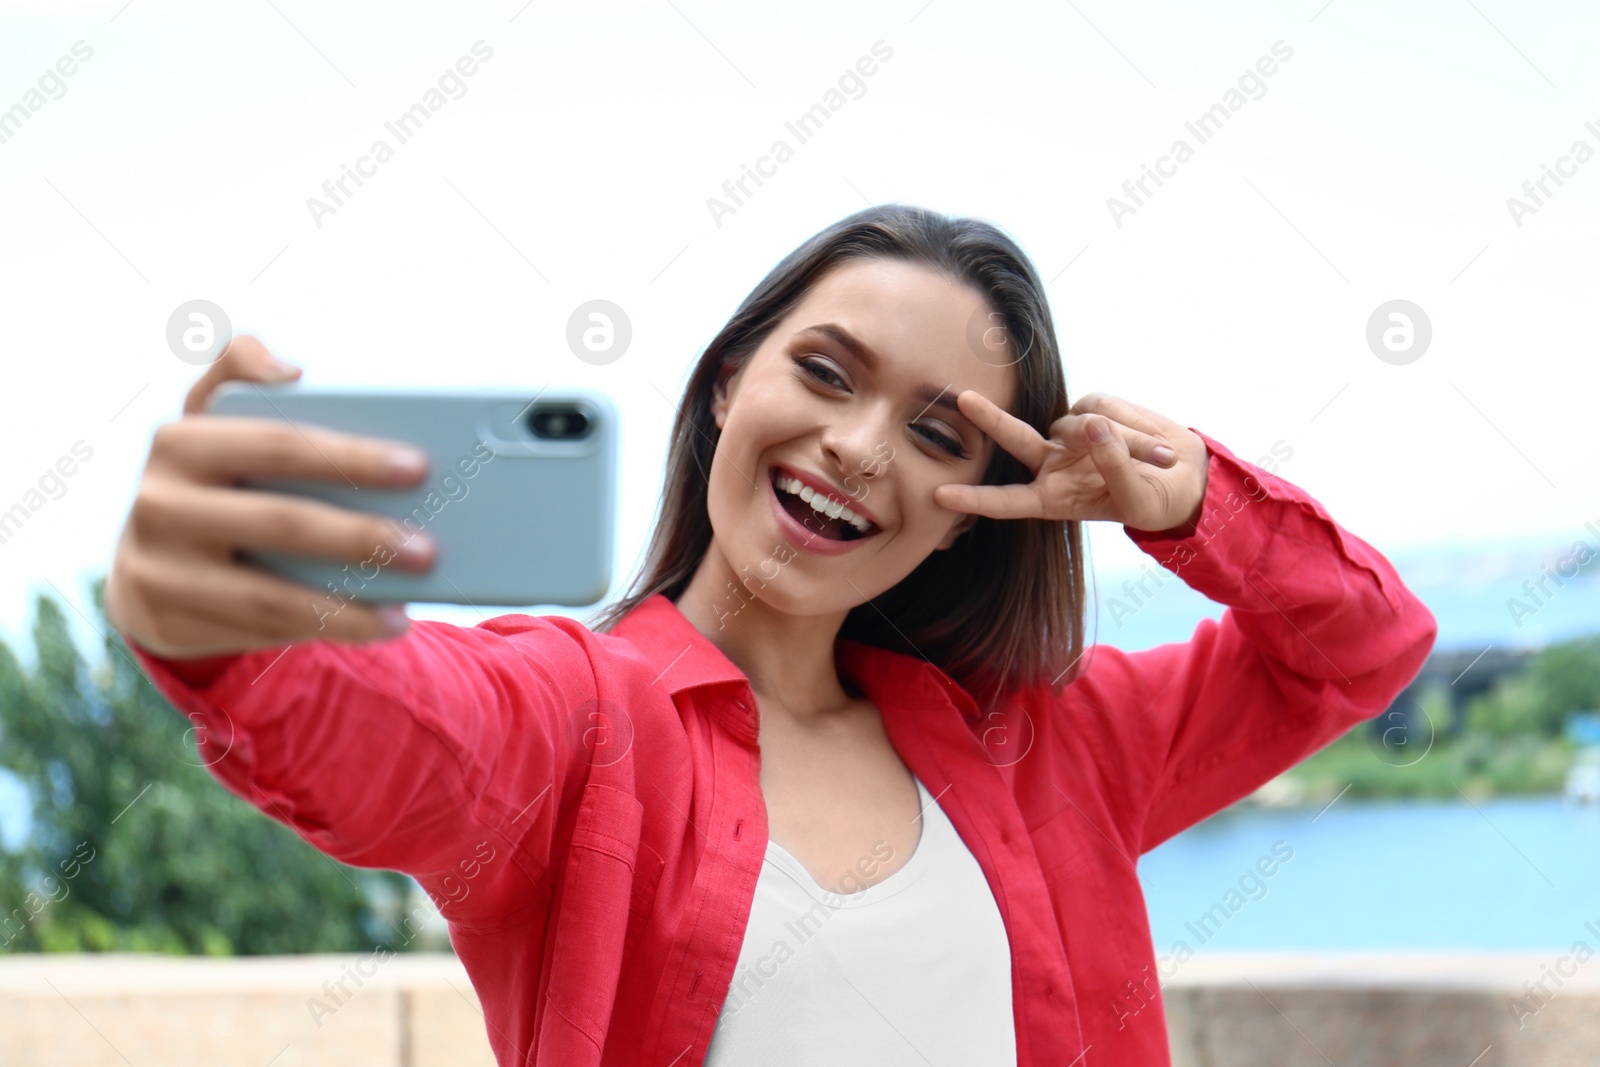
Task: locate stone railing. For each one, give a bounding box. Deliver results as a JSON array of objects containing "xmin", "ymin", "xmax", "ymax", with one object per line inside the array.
[
  {"xmin": 1164, "ymin": 953, "xmax": 1600, "ymax": 1066},
  {"xmin": 0, "ymin": 952, "xmax": 497, "ymax": 1066},
  {"xmin": 2, "ymin": 952, "xmax": 1596, "ymax": 1064}
]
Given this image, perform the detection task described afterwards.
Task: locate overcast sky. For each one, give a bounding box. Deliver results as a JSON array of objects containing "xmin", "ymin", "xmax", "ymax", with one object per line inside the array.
[{"xmin": 1, "ymin": 0, "xmax": 1596, "ymax": 656}]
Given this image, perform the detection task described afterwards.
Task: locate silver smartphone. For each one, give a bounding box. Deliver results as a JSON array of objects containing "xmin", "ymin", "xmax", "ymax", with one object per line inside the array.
[{"xmin": 208, "ymin": 382, "xmax": 617, "ymax": 607}]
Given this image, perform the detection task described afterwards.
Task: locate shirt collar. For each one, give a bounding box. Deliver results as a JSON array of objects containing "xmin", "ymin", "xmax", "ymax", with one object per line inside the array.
[{"xmin": 608, "ymin": 593, "xmax": 979, "ymax": 732}]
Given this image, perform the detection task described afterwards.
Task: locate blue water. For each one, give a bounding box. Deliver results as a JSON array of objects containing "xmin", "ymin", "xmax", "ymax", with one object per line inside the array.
[{"xmin": 1139, "ymin": 796, "xmax": 1600, "ymax": 952}]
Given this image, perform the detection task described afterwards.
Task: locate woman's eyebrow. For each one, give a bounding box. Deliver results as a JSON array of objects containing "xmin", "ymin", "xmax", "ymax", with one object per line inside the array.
[{"xmin": 796, "ymin": 323, "xmax": 972, "ymax": 424}]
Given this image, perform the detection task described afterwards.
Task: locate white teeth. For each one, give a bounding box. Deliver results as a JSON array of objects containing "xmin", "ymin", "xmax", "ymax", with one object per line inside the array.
[{"xmin": 774, "ymin": 472, "xmax": 874, "ymax": 533}]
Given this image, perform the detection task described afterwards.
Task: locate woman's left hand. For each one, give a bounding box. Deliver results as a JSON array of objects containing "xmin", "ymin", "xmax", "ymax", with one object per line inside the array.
[{"xmin": 933, "ymin": 391, "xmax": 1209, "ymax": 533}]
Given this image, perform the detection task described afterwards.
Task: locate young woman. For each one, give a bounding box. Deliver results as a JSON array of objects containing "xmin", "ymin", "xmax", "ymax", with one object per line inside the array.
[{"xmin": 106, "ymin": 205, "xmax": 1437, "ymax": 1066}]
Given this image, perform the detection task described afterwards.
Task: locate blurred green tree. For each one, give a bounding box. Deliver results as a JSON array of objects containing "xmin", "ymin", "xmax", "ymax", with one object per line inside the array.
[
  {"xmin": 0, "ymin": 583, "xmax": 420, "ymax": 955},
  {"xmin": 1467, "ymin": 635, "xmax": 1600, "ymax": 738}
]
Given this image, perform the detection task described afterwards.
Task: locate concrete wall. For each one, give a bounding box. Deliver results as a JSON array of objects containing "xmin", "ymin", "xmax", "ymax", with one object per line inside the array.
[
  {"xmin": 0, "ymin": 953, "xmax": 498, "ymax": 1067},
  {"xmin": 1164, "ymin": 954, "xmax": 1600, "ymax": 1067},
  {"xmin": 1, "ymin": 952, "xmax": 1595, "ymax": 1065}
]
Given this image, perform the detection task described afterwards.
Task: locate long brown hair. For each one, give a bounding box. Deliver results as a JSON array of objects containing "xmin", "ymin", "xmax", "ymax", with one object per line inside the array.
[{"xmin": 587, "ymin": 204, "xmax": 1087, "ymax": 707}]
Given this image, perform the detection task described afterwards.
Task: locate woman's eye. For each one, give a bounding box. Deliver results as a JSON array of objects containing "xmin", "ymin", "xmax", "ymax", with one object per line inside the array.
[
  {"xmin": 799, "ymin": 356, "xmax": 967, "ymax": 458},
  {"xmin": 798, "ymin": 357, "xmax": 845, "ymax": 388},
  {"xmin": 914, "ymin": 424, "xmax": 967, "ymax": 458}
]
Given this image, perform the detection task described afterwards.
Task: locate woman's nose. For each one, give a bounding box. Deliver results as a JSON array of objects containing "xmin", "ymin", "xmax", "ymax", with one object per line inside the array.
[{"xmin": 822, "ymin": 416, "xmax": 892, "ymax": 484}]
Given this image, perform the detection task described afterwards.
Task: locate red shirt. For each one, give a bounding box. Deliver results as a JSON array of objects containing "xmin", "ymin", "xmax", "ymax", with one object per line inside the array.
[{"xmin": 130, "ymin": 428, "xmax": 1437, "ymax": 1066}]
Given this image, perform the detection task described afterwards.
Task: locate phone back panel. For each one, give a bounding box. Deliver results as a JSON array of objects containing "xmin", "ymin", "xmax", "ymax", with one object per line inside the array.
[{"xmin": 208, "ymin": 383, "xmax": 616, "ymax": 607}]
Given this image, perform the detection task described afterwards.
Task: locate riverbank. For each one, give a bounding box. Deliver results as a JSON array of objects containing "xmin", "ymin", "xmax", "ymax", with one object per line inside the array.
[{"xmin": 1254, "ymin": 731, "xmax": 1576, "ymax": 804}]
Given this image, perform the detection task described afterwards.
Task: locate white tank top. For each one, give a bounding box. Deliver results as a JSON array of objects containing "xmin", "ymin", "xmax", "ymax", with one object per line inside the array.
[{"xmin": 704, "ymin": 775, "xmax": 1017, "ymax": 1065}]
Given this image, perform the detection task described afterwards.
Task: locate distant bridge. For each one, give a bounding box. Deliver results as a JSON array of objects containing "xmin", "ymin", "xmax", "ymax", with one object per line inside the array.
[{"xmin": 1374, "ymin": 644, "xmax": 1538, "ymax": 739}]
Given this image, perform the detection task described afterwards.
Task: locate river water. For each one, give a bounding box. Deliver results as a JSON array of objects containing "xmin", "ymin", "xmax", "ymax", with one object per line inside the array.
[{"xmin": 1139, "ymin": 796, "xmax": 1600, "ymax": 952}]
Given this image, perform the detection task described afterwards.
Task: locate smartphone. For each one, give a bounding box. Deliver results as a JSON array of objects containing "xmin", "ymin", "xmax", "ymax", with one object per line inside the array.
[{"xmin": 208, "ymin": 382, "xmax": 617, "ymax": 608}]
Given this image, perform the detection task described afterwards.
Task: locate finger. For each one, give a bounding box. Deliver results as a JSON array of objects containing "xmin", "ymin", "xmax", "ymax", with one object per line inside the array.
[
  {"xmin": 1070, "ymin": 392, "xmax": 1180, "ymax": 440},
  {"xmin": 1084, "ymin": 429, "xmax": 1152, "ymax": 522},
  {"xmin": 152, "ymin": 416, "xmax": 428, "ymax": 487},
  {"xmin": 184, "ymin": 335, "xmax": 302, "ymax": 415},
  {"xmin": 954, "ymin": 390, "xmax": 1051, "ymax": 473},
  {"xmin": 128, "ymin": 551, "xmax": 409, "ymax": 648},
  {"xmin": 132, "ymin": 480, "xmax": 436, "ymax": 571},
  {"xmin": 933, "ymin": 481, "xmax": 1045, "ymax": 521},
  {"xmin": 119, "ymin": 606, "xmax": 295, "ymax": 660},
  {"xmin": 1050, "ymin": 413, "xmax": 1177, "ymax": 467}
]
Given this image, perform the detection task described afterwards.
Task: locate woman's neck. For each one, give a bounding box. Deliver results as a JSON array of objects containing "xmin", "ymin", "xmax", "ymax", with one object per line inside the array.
[{"xmin": 674, "ymin": 550, "xmax": 857, "ymax": 718}]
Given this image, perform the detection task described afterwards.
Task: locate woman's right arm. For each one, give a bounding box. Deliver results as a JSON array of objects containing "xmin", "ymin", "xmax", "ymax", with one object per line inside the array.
[
  {"xmin": 132, "ymin": 612, "xmax": 598, "ymax": 929},
  {"xmin": 106, "ymin": 337, "xmax": 588, "ymax": 926}
]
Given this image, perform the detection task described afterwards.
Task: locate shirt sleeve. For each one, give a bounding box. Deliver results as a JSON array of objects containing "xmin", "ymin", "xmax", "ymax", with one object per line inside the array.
[
  {"xmin": 1064, "ymin": 428, "xmax": 1438, "ymax": 854},
  {"xmin": 157, "ymin": 651, "xmax": 241, "ymax": 689},
  {"xmin": 127, "ymin": 614, "xmax": 600, "ymax": 928}
]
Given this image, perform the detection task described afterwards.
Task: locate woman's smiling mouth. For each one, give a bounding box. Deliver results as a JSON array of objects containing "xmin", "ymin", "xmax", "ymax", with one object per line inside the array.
[{"xmin": 767, "ymin": 464, "xmax": 883, "ymax": 553}]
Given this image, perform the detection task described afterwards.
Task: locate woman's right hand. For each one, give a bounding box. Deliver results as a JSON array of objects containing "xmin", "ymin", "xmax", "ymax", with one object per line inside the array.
[{"xmin": 105, "ymin": 336, "xmax": 437, "ymax": 659}]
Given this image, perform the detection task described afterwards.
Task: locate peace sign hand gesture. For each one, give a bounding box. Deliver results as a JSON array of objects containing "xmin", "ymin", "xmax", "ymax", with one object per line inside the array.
[{"xmin": 933, "ymin": 391, "xmax": 1209, "ymax": 533}]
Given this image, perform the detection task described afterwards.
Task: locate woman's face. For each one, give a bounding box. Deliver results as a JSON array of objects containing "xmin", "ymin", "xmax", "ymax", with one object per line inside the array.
[{"xmin": 708, "ymin": 256, "xmax": 1018, "ymax": 618}]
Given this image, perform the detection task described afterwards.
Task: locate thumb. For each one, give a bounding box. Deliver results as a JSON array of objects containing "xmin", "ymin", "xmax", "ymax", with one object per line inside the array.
[{"xmin": 183, "ymin": 335, "xmax": 301, "ymax": 415}]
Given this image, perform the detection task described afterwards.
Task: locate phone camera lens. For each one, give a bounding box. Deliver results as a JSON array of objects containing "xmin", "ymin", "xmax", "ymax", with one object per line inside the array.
[{"xmin": 527, "ymin": 406, "xmax": 590, "ymax": 440}]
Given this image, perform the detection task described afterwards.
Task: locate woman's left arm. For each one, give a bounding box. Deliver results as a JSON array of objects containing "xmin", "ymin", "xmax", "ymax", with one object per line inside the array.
[{"xmin": 939, "ymin": 391, "xmax": 1439, "ymax": 853}]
